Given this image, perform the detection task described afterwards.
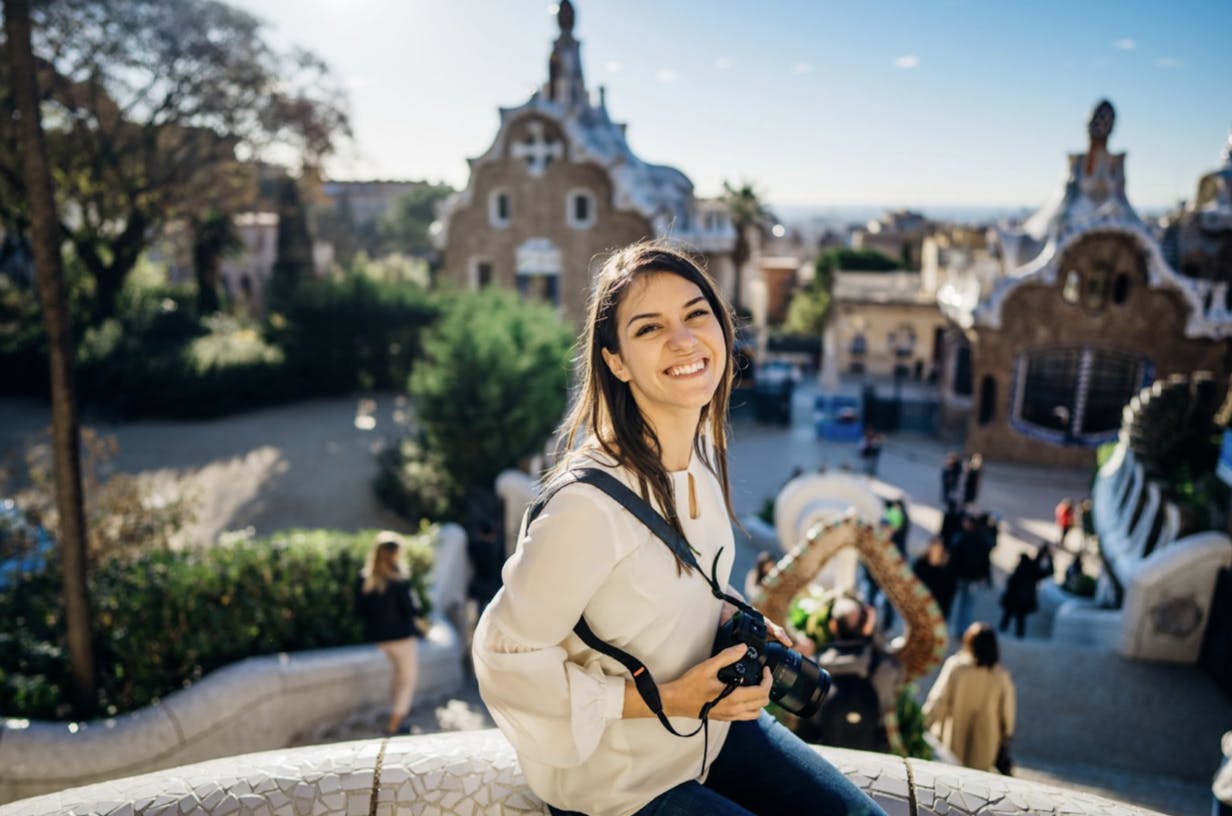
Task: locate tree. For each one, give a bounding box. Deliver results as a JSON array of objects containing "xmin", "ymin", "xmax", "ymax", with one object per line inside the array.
[
  {"xmin": 4, "ymin": 0, "xmax": 95, "ymax": 716},
  {"xmin": 720, "ymin": 180, "xmax": 776, "ymax": 316},
  {"xmin": 190, "ymin": 209, "xmax": 242, "ymax": 313},
  {"xmin": 379, "ymin": 183, "xmax": 454, "ymax": 259},
  {"xmin": 272, "ymin": 175, "xmax": 312, "ymax": 296},
  {"xmin": 0, "ymin": 0, "xmax": 350, "ymax": 319}
]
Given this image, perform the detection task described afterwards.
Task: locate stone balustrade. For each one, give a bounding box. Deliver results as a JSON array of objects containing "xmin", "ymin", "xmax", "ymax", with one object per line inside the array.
[{"xmin": 0, "ymin": 728, "xmax": 1164, "ymax": 816}]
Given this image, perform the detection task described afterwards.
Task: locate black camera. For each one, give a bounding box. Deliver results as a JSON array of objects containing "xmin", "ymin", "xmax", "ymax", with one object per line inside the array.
[{"xmin": 713, "ymin": 608, "xmax": 830, "ymax": 718}]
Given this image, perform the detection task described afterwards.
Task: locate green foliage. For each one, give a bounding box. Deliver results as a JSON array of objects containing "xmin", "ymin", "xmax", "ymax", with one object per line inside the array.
[
  {"xmin": 784, "ymin": 281, "xmax": 831, "ymax": 336},
  {"xmin": 757, "ymin": 497, "xmax": 776, "ymax": 527},
  {"xmin": 786, "ymin": 586, "xmax": 837, "ymax": 650},
  {"xmin": 815, "ymin": 247, "xmax": 902, "ymax": 274},
  {"xmin": 373, "ymin": 438, "xmax": 463, "ymax": 523},
  {"xmin": 269, "ymin": 274, "xmax": 439, "ymax": 394},
  {"xmin": 0, "ymin": 527, "xmax": 434, "ymax": 720},
  {"xmin": 405, "ymin": 289, "xmax": 573, "ymax": 505},
  {"xmin": 897, "ymin": 684, "xmax": 933, "ymax": 760}
]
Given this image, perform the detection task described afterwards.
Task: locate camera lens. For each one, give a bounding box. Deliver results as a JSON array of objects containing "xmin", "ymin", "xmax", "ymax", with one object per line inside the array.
[{"xmin": 765, "ymin": 644, "xmax": 830, "ymax": 719}]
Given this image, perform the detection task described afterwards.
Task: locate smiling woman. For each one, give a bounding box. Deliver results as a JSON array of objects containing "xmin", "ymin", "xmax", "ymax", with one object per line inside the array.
[{"xmin": 471, "ymin": 241, "xmax": 885, "ymax": 816}]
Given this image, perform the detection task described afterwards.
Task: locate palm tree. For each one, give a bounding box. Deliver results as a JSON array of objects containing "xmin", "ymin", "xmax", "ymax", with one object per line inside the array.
[
  {"xmin": 5, "ymin": 0, "xmax": 96, "ymax": 715},
  {"xmin": 720, "ymin": 180, "xmax": 776, "ymax": 317}
]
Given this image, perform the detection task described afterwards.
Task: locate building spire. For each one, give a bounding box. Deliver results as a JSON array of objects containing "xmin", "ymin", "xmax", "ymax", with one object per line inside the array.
[{"xmin": 545, "ymin": 0, "xmax": 586, "ymax": 109}]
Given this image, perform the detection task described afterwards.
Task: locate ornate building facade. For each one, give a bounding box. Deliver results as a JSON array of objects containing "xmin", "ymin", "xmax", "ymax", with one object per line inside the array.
[
  {"xmin": 937, "ymin": 101, "xmax": 1232, "ymax": 465},
  {"xmin": 434, "ymin": 1, "xmax": 736, "ymax": 324}
]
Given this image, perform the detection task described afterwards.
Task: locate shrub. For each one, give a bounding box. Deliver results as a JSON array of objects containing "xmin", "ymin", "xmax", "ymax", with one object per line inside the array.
[
  {"xmin": 373, "ymin": 437, "xmax": 462, "ymax": 523},
  {"xmin": 896, "ymin": 684, "xmax": 932, "ymax": 760},
  {"xmin": 407, "ymin": 289, "xmax": 573, "ymax": 499},
  {"xmin": 268, "ymin": 274, "xmax": 439, "ymax": 395},
  {"xmin": 0, "ymin": 527, "xmax": 434, "ymax": 720}
]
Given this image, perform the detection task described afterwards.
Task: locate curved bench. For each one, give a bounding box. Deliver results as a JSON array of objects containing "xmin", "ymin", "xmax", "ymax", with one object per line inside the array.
[{"xmin": 0, "ymin": 728, "xmax": 1164, "ymax": 816}]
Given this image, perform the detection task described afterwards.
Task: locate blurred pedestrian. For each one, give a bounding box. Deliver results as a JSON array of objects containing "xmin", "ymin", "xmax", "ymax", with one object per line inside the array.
[
  {"xmin": 1214, "ymin": 730, "xmax": 1232, "ymax": 815},
  {"xmin": 941, "ymin": 453, "xmax": 963, "ymax": 509},
  {"xmin": 913, "ymin": 536, "xmax": 957, "ymax": 620},
  {"xmin": 1079, "ymin": 498, "xmax": 1096, "ymax": 552},
  {"xmin": 949, "ymin": 515, "xmax": 992, "ymax": 638},
  {"xmin": 356, "ymin": 531, "xmax": 427, "ymax": 736},
  {"xmin": 923, "ymin": 623, "xmax": 1016, "ymax": 773},
  {"xmin": 1055, "ymin": 498, "xmax": 1075, "ymax": 551},
  {"xmin": 859, "ymin": 426, "xmax": 884, "ymax": 476},
  {"xmin": 998, "ymin": 547, "xmax": 1053, "ymax": 638},
  {"xmin": 962, "ymin": 453, "xmax": 983, "ymax": 506}
]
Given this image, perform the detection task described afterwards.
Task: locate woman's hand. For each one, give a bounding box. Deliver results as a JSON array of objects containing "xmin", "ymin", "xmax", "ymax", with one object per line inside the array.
[{"xmin": 660, "ymin": 644, "xmax": 771, "ymax": 721}]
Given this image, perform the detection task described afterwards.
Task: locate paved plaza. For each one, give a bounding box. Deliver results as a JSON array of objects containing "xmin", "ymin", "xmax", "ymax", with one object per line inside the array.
[{"xmin": 1, "ymin": 389, "xmax": 1227, "ymax": 815}]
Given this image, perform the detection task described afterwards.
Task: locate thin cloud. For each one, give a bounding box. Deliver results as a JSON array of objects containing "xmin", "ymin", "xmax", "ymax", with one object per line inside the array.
[
  {"xmin": 894, "ymin": 55, "xmax": 920, "ymax": 69},
  {"xmin": 715, "ymin": 57, "xmax": 732, "ymax": 70},
  {"xmin": 1114, "ymin": 38, "xmax": 1136, "ymax": 51},
  {"xmin": 792, "ymin": 61, "xmax": 812, "ymax": 74},
  {"xmin": 605, "ymin": 61, "xmax": 622, "ymax": 73},
  {"xmin": 1155, "ymin": 57, "xmax": 1183, "ymax": 69},
  {"xmin": 656, "ymin": 69, "xmax": 677, "ymax": 83}
]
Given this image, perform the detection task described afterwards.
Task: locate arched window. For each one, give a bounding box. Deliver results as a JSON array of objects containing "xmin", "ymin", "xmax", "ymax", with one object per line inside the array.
[
  {"xmin": 489, "ymin": 190, "xmax": 511, "ymax": 228},
  {"xmin": 1112, "ymin": 273, "xmax": 1131, "ymax": 305},
  {"xmin": 566, "ymin": 189, "xmax": 596, "ymax": 229},
  {"xmin": 953, "ymin": 346, "xmax": 973, "ymax": 397}
]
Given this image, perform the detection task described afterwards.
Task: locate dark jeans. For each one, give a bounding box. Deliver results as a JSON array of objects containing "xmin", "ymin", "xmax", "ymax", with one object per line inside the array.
[
  {"xmin": 547, "ymin": 711, "xmax": 885, "ymax": 816},
  {"xmin": 999, "ymin": 609, "xmax": 1026, "ymax": 639}
]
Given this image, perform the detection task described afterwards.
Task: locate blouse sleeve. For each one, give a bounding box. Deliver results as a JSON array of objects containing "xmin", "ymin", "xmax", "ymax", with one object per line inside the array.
[
  {"xmin": 472, "ymin": 485, "xmax": 631, "ymax": 769},
  {"xmin": 1000, "ymin": 669, "xmax": 1017, "ymax": 740}
]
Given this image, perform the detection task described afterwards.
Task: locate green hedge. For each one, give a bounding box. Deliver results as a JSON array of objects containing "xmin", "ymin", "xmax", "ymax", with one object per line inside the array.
[{"xmin": 0, "ymin": 528, "xmax": 433, "ymax": 720}]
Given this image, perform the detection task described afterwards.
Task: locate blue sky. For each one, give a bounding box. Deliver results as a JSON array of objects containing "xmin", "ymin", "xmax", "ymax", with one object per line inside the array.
[{"xmin": 236, "ymin": 0, "xmax": 1232, "ymax": 211}]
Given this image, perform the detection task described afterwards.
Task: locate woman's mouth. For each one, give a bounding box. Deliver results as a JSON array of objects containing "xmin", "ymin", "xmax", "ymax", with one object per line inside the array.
[{"xmin": 665, "ymin": 359, "xmax": 707, "ymax": 378}]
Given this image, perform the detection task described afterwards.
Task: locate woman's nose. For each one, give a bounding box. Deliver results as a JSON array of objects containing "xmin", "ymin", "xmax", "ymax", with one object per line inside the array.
[{"xmin": 667, "ymin": 323, "xmax": 696, "ymax": 349}]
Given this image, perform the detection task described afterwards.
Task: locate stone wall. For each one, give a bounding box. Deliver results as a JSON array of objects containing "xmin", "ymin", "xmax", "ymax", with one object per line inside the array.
[{"xmin": 0, "ymin": 728, "xmax": 1165, "ymax": 816}]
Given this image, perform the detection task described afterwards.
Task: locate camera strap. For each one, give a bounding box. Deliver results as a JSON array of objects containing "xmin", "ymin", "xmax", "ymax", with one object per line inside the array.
[{"xmin": 525, "ymin": 468, "xmax": 755, "ymax": 745}]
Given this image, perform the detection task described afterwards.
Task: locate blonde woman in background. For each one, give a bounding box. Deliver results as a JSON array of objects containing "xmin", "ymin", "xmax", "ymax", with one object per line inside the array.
[
  {"xmin": 923, "ymin": 622, "xmax": 1016, "ymax": 772},
  {"xmin": 356, "ymin": 531, "xmax": 425, "ymax": 735}
]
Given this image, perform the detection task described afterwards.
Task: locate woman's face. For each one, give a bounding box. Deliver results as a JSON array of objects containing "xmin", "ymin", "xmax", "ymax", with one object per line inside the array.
[{"xmin": 601, "ymin": 271, "xmax": 726, "ymax": 431}]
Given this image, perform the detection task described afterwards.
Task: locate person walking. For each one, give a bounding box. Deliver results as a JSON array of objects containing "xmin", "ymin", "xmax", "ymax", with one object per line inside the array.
[
  {"xmin": 998, "ymin": 547, "xmax": 1053, "ymax": 638},
  {"xmin": 859, "ymin": 426, "xmax": 884, "ymax": 477},
  {"xmin": 941, "ymin": 453, "xmax": 963, "ymax": 509},
  {"xmin": 356, "ymin": 531, "xmax": 427, "ymax": 736},
  {"xmin": 923, "ymin": 623, "xmax": 1016, "ymax": 773},
  {"xmin": 471, "ymin": 243, "xmax": 884, "ymax": 816},
  {"xmin": 962, "ymin": 453, "xmax": 983, "ymax": 507},
  {"xmin": 948, "ymin": 515, "xmax": 992, "ymax": 638},
  {"xmin": 913, "ymin": 536, "xmax": 958, "ymax": 620},
  {"xmin": 1055, "ymin": 498, "xmax": 1075, "ymax": 551}
]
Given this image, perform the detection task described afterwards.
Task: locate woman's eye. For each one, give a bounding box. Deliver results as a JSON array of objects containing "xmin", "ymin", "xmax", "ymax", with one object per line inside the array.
[
  {"xmin": 687, "ymin": 309, "xmax": 710, "ymax": 320},
  {"xmin": 635, "ymin": 323, "xmax": 658, "ymax": 337}
]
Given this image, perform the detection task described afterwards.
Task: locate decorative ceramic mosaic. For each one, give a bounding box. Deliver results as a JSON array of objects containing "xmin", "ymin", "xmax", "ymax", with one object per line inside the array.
[{"xmin": 0, "ymin": 728, "xmax": 1165, "ymax": 816}]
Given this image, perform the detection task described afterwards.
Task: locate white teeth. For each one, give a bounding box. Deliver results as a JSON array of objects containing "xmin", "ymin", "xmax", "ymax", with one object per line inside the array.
[{"xmin": 667, "ymin": 360, "xmax": 705, "ymax": 377}]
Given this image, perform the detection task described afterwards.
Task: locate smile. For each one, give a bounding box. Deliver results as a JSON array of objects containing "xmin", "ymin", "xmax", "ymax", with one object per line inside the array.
[{"xmin": 665, "ymin": 359, "xmax": 708, "ymax": 377}]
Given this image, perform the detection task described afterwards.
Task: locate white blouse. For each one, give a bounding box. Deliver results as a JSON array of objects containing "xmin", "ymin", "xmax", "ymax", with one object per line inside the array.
[{"xmin": 472, "ymin": 449, "xmax": 736, "ymax": 816}]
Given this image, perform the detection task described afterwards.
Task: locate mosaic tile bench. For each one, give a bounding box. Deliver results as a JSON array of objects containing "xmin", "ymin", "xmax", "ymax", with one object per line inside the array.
[
  {"xmin": 0, "ymin": 620, "xmax": 464, "ymax": 806},
  {"xmin": 0, "ymin": 727, "xmax": 1164, "ymax": 816}
]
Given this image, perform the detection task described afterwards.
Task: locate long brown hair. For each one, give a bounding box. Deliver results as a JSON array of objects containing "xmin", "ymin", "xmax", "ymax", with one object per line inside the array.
[
  {"xmin": 550, "ymin": 241, "xmax": 738, "ymax": 572},
  {"xmin": 362, "ymin": 531, "xmax": 408, "ymax": 594}
]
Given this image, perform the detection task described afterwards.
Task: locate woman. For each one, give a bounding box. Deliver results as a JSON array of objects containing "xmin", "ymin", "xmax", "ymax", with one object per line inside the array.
[
  {"xmin": 923, "ymin": 622, "xmax": 1016, "ymax": 772},
  {"xmin": 356, "ymin": 531, "xmax": 425, "ymax": 736},
  {"xmin": 912, "ymin": 535, "xmax": 957, "ymax": 620},
  {"xmin": 473, "ymin": 243, "xmax": 883, "ymax": 816}
]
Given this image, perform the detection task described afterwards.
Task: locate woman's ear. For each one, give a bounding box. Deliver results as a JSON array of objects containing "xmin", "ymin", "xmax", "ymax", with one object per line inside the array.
[{"xmin": 601, "ymin": 347, "xmax": 631, "ymax": 383}]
